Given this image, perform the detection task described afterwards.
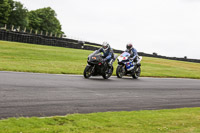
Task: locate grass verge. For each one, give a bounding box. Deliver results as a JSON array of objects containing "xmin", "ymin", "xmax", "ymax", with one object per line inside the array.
[
  {"xmin": 0, "ymin": 40, "xmax": 200, "ymax": 78},
  {"xmin": 0, "ymin": 108, "xmax": 200, "ymax": 133}
]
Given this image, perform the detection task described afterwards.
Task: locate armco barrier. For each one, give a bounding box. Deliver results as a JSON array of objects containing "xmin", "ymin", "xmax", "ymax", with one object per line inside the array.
[
  {"xmin": 0, "ymin": 29, "xmax": 199, "ymax": 63},
  {"xmin": 0, "ymin": 30, "xmax": 84, "ymax": 49}
]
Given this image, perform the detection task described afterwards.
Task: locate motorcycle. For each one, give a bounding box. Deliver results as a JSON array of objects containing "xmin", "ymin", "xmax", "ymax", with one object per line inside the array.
[
  {"xmin": 83, "ymin": 50, "xmax": 116, "ymax": 79},
  {"xmin": 116, "ymin": 52, "xmax": 142, "ymax": 79}
]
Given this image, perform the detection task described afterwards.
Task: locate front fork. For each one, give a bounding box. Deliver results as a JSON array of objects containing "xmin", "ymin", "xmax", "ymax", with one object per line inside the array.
[
  {"xmin": 87, "ymin": 64, "xmax": 95, "ymax": 74},
  {"xmin": 118, "ymin": 64, "xmax": 126, "ymax": 74}
]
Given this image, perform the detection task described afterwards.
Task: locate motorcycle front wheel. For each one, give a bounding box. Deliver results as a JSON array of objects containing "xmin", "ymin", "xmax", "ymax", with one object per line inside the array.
[
  {"xmin": 116, "ymin": 65, "xmax": 125, "ymax": 78},
  {"xmin": 83, "ymin": 65, "xmax": 93, "ymax": 78}
]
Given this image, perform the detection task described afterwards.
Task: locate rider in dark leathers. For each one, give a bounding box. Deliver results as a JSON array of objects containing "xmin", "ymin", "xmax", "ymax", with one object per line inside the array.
[
  {"xmin": 125, "ymin": 43, "xmax": 138, "ymax": 63},
  {"xmin": 97, "ymin": 42, "xmax": 114, "ymax": 66}
]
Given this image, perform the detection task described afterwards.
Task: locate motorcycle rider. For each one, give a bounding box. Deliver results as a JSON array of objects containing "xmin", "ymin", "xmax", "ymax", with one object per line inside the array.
[
  {"xmin": 125, "ymin": 43, "xmax": 138, "ymax": 63},
  {"xmin": 97, "ymin": 42, "xmax": 114, "ymax": 67}
]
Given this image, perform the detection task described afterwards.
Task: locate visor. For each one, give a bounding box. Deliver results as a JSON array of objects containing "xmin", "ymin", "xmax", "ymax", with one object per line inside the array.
[
  {"xmin": 103, "ymin": 46, "xmax": 108, "ymax": 49},
  {"xmin": 127, "ymin": 46, "xmax": 132, "ymax": 49}
]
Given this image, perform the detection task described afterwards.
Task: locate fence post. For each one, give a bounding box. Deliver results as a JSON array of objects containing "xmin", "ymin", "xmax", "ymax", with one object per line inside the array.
[
  {"xmin": 24, "ymin": 27, "xmax": 26, "ymax": 32},
  {"xmin": 11, "ymin": 25, "xmax": 14, "ymax": 31},
  {"xmin": 17, "ymin": 26, "xmax": 20, "ymax": 32}
]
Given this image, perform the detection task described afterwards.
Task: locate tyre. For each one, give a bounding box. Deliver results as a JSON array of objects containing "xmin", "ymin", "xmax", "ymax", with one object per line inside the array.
[
  {"xmin": 116, "ymin": 65, "xmax": 125, "ymax": 78},
  {"xmin": 102, "ymin": 66, "xmax": 113, "ymax": 79},
  {"xmin": 83, "ymin": 65, "xmax": 93, "ymax": 78},
  {"xmin": 132, "ymin": 66, "xmax": 141, "ymax": 79}
]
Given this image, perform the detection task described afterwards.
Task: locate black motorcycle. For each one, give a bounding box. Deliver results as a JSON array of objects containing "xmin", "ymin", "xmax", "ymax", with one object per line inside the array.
[{"xmin": 83, "ymin": 50, "xmax": 114, "ymax": 79}]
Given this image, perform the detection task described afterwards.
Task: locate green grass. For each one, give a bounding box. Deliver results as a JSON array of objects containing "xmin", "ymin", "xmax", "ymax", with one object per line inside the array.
[
  {"xmin": 0, "ymin": 41, "xmax": 89, "ymax": 74},
  {"xmin": 0, "ymin": 40, "xmax": 200, "ymax": 78},
  {"xmin": 141, "ymin": 57, "xmax": 200, "ymax": 79},
  {"xmin": 0, "ymin": 107, "xmax": 200, "ymax": 133}
]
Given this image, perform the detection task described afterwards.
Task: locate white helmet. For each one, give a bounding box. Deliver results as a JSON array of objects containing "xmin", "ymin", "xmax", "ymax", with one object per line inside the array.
[{"xmin": 102, "ymin": 42, "xmax": 110, "ymax": 51}]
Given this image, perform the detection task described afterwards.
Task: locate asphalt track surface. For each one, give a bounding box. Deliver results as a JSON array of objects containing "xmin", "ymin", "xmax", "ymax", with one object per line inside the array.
[{"xmin": 0, "ymin": 71, "xmax": 200, "ymax": 119}]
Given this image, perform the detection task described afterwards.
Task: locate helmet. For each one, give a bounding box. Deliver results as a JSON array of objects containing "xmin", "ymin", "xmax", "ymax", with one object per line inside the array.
[
  {"xmin": 126, "ymin": 43, "xmax": 133, "ymax": 50},
  {"xmin": 102, "ymin": 42, "xmax": 110, "ymax": 51}
]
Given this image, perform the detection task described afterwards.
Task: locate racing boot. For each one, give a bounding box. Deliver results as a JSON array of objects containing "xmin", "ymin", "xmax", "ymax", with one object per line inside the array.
[{"xmin": 108, "ymin": 59, "xmax": 113, "ymax": 74}]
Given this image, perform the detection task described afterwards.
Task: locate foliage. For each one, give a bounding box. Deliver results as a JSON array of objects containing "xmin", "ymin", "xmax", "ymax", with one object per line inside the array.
[
  {"xmin": 7, "ymin": 0, "xmax": 28, "ymax": 29},
  {"xmin": 0, "ymin": 0, "xmax": 11, "ymax": 24},
  {"xmin": 0, "ymin": 0, "xmax": 63, "ymax": 34},
  {"xmin": 28, "ymin": 7, "xmax": 63, "ymax": 35}
]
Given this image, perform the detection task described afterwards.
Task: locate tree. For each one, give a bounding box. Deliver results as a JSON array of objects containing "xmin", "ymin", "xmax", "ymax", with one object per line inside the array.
[
  {"xmin": 28, "ymin": 7, "xmax": 63, "ymax": 35},
  {"xmin": 7, "ymin": 0, "xmax": 28, "ymax": 28},
  {"xmin": 0, "ymin": 0, "xmax": 11, "ymax": 24}
]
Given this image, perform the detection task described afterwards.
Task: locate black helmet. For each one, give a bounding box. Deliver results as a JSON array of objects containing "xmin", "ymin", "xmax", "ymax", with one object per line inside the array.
[{"xmin": 126, "ymin": 43, "xmax": 133, "ymax": 50}]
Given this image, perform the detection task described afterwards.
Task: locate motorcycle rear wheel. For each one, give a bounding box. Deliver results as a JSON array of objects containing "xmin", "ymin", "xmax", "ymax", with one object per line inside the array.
[
  {"xmin": 132, "ymin": 66, "xmax": 141, "ymax": 79},
  {"xmin": 83, "ymin": 65, "xmax": 93, "ymax": 78},
  {"xmin": 102, "ymin": 66, "xmax": 113, "ymax": 79}
]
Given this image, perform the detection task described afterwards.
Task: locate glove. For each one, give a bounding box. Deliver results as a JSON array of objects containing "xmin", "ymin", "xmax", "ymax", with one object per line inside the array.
[{"xmin": 129, "ymin": 57, "xmax": 133, "ymax": 60}]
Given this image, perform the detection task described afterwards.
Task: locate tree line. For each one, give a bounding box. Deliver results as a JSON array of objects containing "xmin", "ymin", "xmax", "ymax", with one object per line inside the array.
[{"xmin": 0, "ymin": 0, "xmax": 64, "ymax": 34}]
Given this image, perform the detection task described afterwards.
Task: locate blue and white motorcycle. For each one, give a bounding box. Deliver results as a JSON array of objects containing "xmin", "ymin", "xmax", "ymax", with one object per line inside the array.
[{"xmin": 116, "ymin": 52, "xmax": 142, "ymax": 79}]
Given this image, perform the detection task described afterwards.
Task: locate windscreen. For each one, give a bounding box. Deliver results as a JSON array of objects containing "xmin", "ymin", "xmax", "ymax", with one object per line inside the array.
[{"xmin": 120, "ymin": 52, "xmax": 130, "ymax": 57}]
